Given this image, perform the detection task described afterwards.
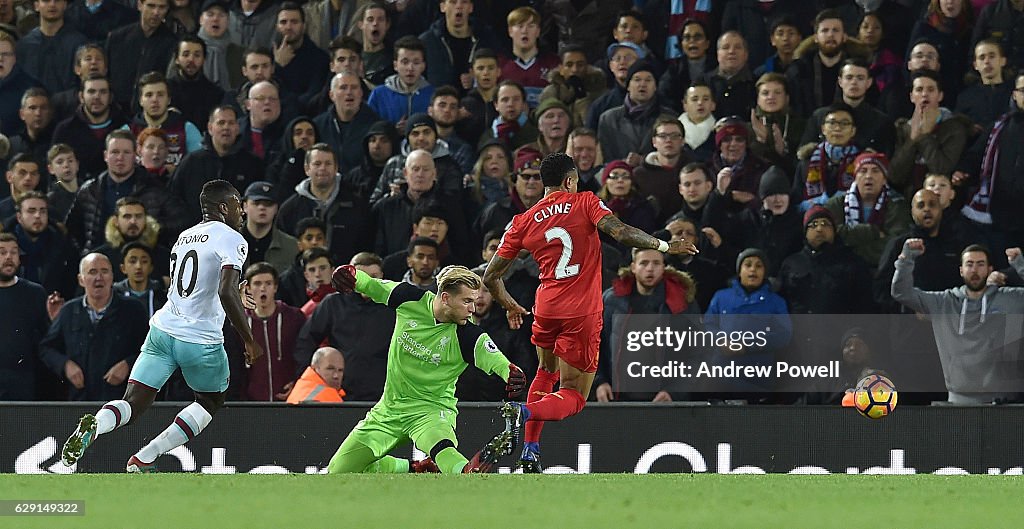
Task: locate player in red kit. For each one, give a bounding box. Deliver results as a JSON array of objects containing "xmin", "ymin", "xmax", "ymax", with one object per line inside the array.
[{"xmin": 482, "ymin": 152, "xmax": 697, "ymax": 472}]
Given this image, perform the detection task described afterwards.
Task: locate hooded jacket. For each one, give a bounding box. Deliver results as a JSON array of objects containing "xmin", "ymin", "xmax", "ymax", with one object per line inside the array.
[
  {"xmin": 266, "ymin": 116, "xmax": 322, "ymax": 203},
  {"xmin": 597, "ymin": 267, "xmax": 698, "ymax": 393},
  {"xmin": 233, "ymin": 301, "xmax": 306, "ymax": 402},
  {"xmin": 892, "ymin": 249, "xmax": 1024, "ymax": 402},
  {"xmin": 93, "ymin": 214, "xmax": 171, "ymax": 282},
  {"xmin": 342, "ymin": 120, "xmax": 399, "ymax": 201},
  {"xmin": 367, "ymin": 74, "xmax": 435, "ymax": 124}
]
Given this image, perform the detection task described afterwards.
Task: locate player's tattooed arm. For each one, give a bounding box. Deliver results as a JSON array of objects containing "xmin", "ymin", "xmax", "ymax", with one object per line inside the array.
[
  {"xmin": 482, "ymin": 254, "xmax": 530, "ymax": 330},
  {"xmin": 597, "ymin": 215, "xmax": 698, "ymax": 255},
  {"xmin": 219, "ymin": 267, "xmax": 263, "ymax": 365}
]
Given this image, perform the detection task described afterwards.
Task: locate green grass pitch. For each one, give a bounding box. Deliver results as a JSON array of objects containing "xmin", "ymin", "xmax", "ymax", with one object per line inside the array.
[{"xmin": 1, "ymin": 474, "xmax": 1023, "ymax": 528}]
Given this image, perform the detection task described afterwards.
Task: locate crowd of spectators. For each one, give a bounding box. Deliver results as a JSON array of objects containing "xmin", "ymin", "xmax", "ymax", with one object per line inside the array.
[{"xmin": 3, "ymin": 0, "xmax": 1024, "ymax": 405}]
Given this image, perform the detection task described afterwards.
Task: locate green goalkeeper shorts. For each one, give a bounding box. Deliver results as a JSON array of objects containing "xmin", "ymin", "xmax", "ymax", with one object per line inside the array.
[{"xmin": 347, "ymin": 404, "xmax": 460, "ymax": 458}]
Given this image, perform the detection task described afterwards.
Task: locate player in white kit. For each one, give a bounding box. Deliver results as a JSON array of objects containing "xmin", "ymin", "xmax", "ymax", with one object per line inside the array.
[{"xmin": 61, "ymin": 180, "xmax": 263, "ymax": 472}]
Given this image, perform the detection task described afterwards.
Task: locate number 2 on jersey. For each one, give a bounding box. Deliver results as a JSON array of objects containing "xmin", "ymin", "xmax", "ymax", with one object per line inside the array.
[
  {"xmin": 169, "ymin": 250, "xmax": 200, "ymax": 297},
  {"xmin": 544, "ymin": 227, "xmax": 580, "ymax": 279}
]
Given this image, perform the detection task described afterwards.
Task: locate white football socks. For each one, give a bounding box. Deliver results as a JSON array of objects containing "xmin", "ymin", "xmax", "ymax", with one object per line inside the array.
[
  {"xmin": 134, "ymin": 402, "xmax": 213, "ymax": 464},
  {"xmin": 95, "ymin": 400, "xmax": 132, "ymax": 436}
]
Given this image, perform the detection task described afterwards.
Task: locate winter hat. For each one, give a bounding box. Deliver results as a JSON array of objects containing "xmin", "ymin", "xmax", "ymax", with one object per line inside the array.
[
  {"xmin": 758, "ymin": 165, "xmax": 790, "ymax": 198},
  {"xmin": 715, "ymin": 121, "xmax": 748, "ymax": 148},
  {"xmin": 404, "ymin": 113, "xmax": 436, "ymax": 136},
  {"xmin": 736, "ymin": 247, "xmax": 768, "ymax": 274},
  {"xmin": 533, "ymin": 98, "xmax": 571, "ymax": 123},
  {"xmin": 514, "ymin": 148, "xmax": 543, "ymax": 173},
  {"xmin": 606, "ymin": 41, "xmax": 646, "ymax": 61},
  {"xmin": 853, "ymin": 152, "xmax": 889, "ymax": 178},
  {"xmin": 625, "ymin": 59, "xmax": 657, "ymax": 86},
  {"xmin": 600, "ymin": 160, "xmax": 633, "ymax": 183},
  {"xmin": 803, "ymin": 205, "xmax": 835, "ymax": 230}
]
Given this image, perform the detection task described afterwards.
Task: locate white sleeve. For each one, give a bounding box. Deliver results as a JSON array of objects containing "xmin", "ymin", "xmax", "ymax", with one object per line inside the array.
[{"xmin": 217, "ymin": 229, "xmax": 248, "ymax": 271}]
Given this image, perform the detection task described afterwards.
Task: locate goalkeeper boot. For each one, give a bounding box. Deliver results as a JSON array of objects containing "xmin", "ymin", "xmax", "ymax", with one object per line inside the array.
[
  {"xmin": 126, "ymin": 455, "xmax": 158, "ymax": 473},
  {"xmin": 463, "ymin": 429, "xmax": 516, "ymax": 473},
  {"xmin": 410, "ymin": 457, "xmax": 440, "ymax": 473},
  {"xmin": 61, "ymin": 414, "xmax": 97, "ymax": 467},
  {"xmin": 515, "ymin": 442, "xmax": 543, "ymax": 474}
]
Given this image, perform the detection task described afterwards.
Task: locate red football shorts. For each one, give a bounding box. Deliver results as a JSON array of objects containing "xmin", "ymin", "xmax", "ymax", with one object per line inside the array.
[{"xmin": 531, "ymin": 312, "xmax": 603, "ymax": 373}]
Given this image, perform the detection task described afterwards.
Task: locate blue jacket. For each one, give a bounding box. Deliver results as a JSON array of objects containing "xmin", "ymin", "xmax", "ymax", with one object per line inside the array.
[
  {"xmin": 705, "ymin": 279, "xmax": 792, "ymax": 350},
  {"xmin": 367, "ymin": 75, "xmax": 434, "ymax": 124}
]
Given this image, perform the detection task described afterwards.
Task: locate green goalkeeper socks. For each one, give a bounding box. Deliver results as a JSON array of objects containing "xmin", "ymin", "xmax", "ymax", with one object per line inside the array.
[
  {"xmin": 434, "ymin": 447, "xmax": 469, "ymax": 474},
  {"xmin": 365, "ymin": 455, "xmax": 410, "ymax": 473}
]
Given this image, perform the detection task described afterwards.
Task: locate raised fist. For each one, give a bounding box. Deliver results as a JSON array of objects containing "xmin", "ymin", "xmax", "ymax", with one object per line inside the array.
[{"xmin": 331, "ymin": 265, "xmax": 357, "ymax": 294}]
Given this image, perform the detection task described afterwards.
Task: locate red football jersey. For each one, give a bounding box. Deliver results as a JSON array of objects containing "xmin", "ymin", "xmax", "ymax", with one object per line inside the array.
[{"xmin": 496, "ymin": 191, "xmax": 612, "ymax": 319}]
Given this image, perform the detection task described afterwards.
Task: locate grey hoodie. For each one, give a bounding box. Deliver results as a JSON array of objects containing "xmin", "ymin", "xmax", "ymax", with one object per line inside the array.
[{"xmin": 892, "ymin": 242, "xmax": 1024, "ymax": 403}]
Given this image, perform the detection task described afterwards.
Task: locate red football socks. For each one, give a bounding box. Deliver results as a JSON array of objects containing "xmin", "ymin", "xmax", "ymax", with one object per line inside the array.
[
  {"xmin": 524, "ymin": 368, "xmax": 559, "ymax": 442},
  {"xmin": 524, "ymin": 387, "xmax": 586, "ymax": 422}
]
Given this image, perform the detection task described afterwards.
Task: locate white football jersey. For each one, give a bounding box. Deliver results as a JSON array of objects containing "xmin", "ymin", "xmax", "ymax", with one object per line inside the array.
[{"xmin": 151, "ymin": 221, "xmax": 248, "ymax": 344}]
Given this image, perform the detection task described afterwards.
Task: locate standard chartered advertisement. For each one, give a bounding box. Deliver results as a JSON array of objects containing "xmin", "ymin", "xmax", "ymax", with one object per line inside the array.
[
  {"xmin": 609, "ymin": 314, "xmax": 1024, "ymax": 395},
  {"xmin": 3, "ymin": 404, "xmax": 1023, "ymax": 475}
]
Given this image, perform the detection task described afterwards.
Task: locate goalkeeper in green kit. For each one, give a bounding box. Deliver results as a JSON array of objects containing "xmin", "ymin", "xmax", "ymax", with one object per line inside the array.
[{"xmin": 326, "ymin": 263, "xmax": 527, "ymax": 474}]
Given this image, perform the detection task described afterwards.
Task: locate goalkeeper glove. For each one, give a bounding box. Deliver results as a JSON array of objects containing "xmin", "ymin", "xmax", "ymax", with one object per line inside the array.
[
  {"xmin": 506, "ymin": 363, "xmax": 526, "ymax": 398},
  {"xmin": 331, "ymin": 264, "xmax": 357, "ymax": 294}
]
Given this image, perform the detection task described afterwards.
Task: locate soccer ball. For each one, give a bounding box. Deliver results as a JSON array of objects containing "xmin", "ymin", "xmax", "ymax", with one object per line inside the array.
[{"xmin": 854, "ymin": 374, "xmax": 898, "ymax": 419}]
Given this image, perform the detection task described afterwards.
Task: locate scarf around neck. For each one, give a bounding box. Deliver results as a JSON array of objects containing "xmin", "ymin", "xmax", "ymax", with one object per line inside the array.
[
  {"xmin": 681, "ymin": 113, "xmax": 715, "ymax": 151},
  {"xmin": 843, "ymin": 182, "xmax": 889, "ymax": 227},
  {"xmin": 199, "ymin": 28, "xmax": 232, "ymax": 91},
  {"xmin": 804, "ymin": 141, "xmax": 859, "ymax": 200}
]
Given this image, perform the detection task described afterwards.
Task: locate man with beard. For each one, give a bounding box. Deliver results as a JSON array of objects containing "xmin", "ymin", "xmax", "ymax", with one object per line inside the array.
[
  {"xmin": 799, "ymin": 59, "xmax": 895, "ymax": 156},
  {"xmin": 272, "ymin": 3, "xmax": 329, "ymax": 111},
  {"xmin": 13, "ymin": 192, "xmax": 78, "ymax": 299},
  {"xmin": 786, "ymin": 9, "xmax": 869, "ymax": 116},
  {"xmin": 52, "ymin": 75, "xmax": 126, "ymax": 182},
  {"xmin": 893, "ymin": 241, "xmax": 1024, "ymax": 404},
  {"xmin": 0, "ymin": 232, "xmax": 52, "ymax": 400},
  {"xmin": 15, "ymin": 0, "xmax": 86, "ymax": 95},
  {"xmin": 399, "ymin": 237, "xmax": 440, "ymax": 291},
  {"xmin": 167, "ymin": 35, "xmax": 226, "ymax": 130},
  {"xmin": 240, "ymin": 181, "xmax": 298, "ymax": 274},
  {"xmin": 91, "ymin": 197, "xmax": 171, "ymax": 283},
  {"xmin": 50, "ymin": 44, "xmax": 107, "ymax": 124}
]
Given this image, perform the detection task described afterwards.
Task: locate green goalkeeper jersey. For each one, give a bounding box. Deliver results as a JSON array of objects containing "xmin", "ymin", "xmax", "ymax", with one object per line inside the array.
[{"xmin": 354, "ymin": 270, "xmax": 513, "ymax": 413}]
